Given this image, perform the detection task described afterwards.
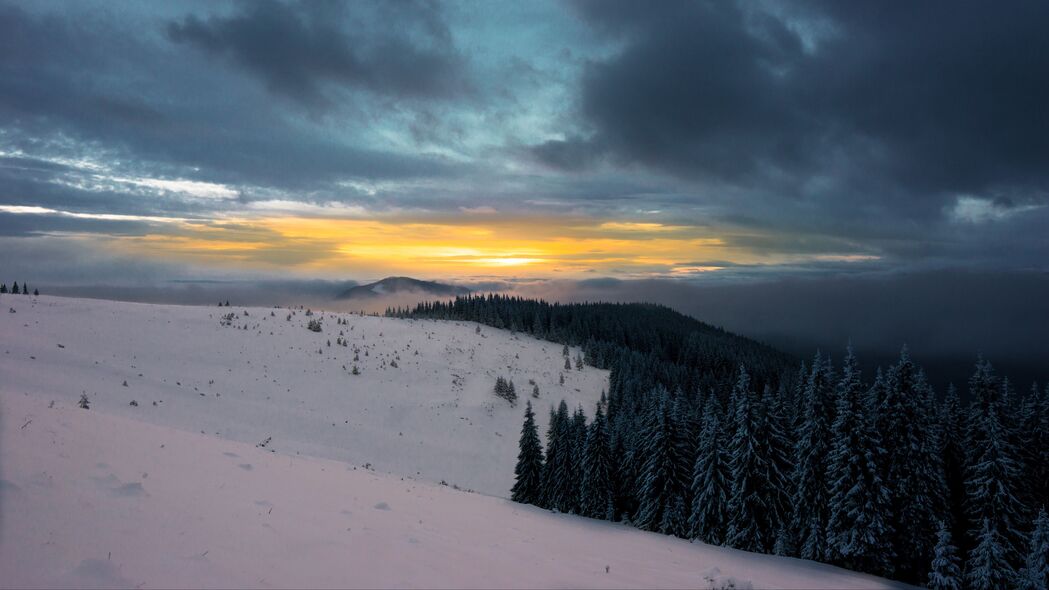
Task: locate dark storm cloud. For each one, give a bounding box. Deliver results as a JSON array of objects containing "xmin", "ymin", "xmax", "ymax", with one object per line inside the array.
[
  {"xmin": 0, "ymin": 1, "xmax": 465, "ymax": 196},
  {"xmin": 166, "ymin": 0, "xmax": 471, "ymax": 111},
  {"xmin": 558, "ymin": 0, "xmax": 1049, "ymax": 214}
]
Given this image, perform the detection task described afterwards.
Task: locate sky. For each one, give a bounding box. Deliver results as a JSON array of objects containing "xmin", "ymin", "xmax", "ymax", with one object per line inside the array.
[{"xmin": 2, "ymin": 0, "xmax": 1047, "ymax": 285}]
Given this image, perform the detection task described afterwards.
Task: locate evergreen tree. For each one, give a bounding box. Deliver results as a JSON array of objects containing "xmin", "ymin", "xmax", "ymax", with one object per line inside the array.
[
  {"xmin": 580, "ymin": 403, "xmax": 614, "ymax": 520},
  {"xmin": 0, "ymin": 283, "xmax": 7, "ymax": 293},
  {"xmin": 966, "ymin": 358, "xmax": 1025, "ymax": 570},
  {"xmin": 826, "ymin": 346, "xmax": 893, "ymax": 576},
  {"xmin": 545, "ymin": 401, "xmax": 577, "ymax": 513},
  {"xmin": 940, "ymin": 384, "xmax": 970, "ymax": 553},
  {"xmin": 78, "ymin": 393, "xmax": 89, "ymax": 409},
  {"xmin": 660, "ymin": 495, "xmax": 687, "ymax": 538},
  {"xmin": 1019, "ymin": 509, "xmax": 1049, "ymax": 590},
  {"xmin": 540, "ymin": 405, "xmax": 562, "ymax": 509},
  {"xmin": 877, "ymin": 347, "xmax": 942, "ymax": 582},
  {"xmin": 764, "ymin": 382, "xmax": 794, "ymax": 537},
  {"xmin": 726, "ymin": 365, "xmax": 771, "ymax": 553},
  {"xmin": 966, "ymin": 518, "xmax": 1016, "ymax": 590},
  {"xmin": 688, "ymin": 395, "xmax": 729, "ymax": 545},
  {"xmin": 928, "ymin": 523, "xmax": 962, "ymax": 590},
  {"xmin": 635, "ymin": 387, "xmax": 688, "ymax": 531},
  {"xmin": 511, "ymin": 401, "xmax": 545, "ymax": 505},
  {"xmin": 11, "ymin": 281, "xmax": 19, "ymax": 295},
  {"xmin": 791, "ymin": 352, "xmax": 835, "ymax": 561},
  {"xmin": 569, "ymin": 405, "xmax": 588, "ymax": 513}
]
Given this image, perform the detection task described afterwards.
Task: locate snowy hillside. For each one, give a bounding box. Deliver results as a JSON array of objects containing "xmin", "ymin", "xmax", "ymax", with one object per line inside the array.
[
  {"xmin": 0, "ymin": 393, "xmax": 910, "ymax": 589},
  {"xmin": 0, "ymin": 295, "xmax": 914, "ymax": 589},
  {"xmin": 0, "ymin": 295, "xmax": 607, "ymax": 496}
]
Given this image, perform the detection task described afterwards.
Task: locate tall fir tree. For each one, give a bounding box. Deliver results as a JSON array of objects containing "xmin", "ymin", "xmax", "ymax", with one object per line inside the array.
[
  {"xmin": 826, "ymin": 346, "xmax": 894, "ymax": 577},
  {"xmin": 546, "ymin": 400, "xmax": 577, "ymax": 513},
  {"xmin": 927, "ymin": 522, "xmax": 962, "ymax": 590},
  {"xmin": 688, "ymin": 395, "xmax": 729, "ymax": 545},
  {"xmin": 725, "ymin": 365, "xmax": 771, "ymax": 553},
  {"xmin": 940, "ymin": 384, "xmax": 970, "ymax": 554},
  {"xmin": 635, "ymin": 387, "xmax": 688, "ymax": 532},
  {"xmin": 1018, "ymin": 509, "xmax": 1049, "ymax": 590},
  {"xmin": 511, "ymin": 401, "xmax": 545, "ymax": 505},
  {"xmin": 764, "ymin": 382, "xmax": 794, "ymax": 538},
  {"xmin": 877, "ymin": 347, "xmax": 943, "ymax": 582},
  {"xmin": 580, "ymin": 403, "xmax": 614, "ymax": 520},
  {"xmin": 966, "ymin": 358, "xmax": 1026, "ymax": 571},
  {"xmin": 966, "ymin": 518, "xmax": 1016, "ymax": 590},
  {"xmin": 791, "ymin": 351, "xmax": 835, "ymax": 561}
]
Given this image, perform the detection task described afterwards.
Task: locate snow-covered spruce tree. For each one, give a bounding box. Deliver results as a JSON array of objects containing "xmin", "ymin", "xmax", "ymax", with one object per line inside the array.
[
  {"xmin": 791, "ymin": 351, "xmax": 835, "ymax": 561},
  {"xmin": 78, "ymin": 393, "xmax": 90, "ymax": 409},
  {"xmin": 569, "ymin": 405, "xmax": 588, "ymax": 514},
  {"xmin": 726, "ymin": 365, "xmax": 772, "ymax": 553},
  {"xmin": 877, "ymin": 347, "xmax": 944, "ymax": 582},
  {"xmin": 966, "ymin": 358, "xmax": 1025, "ymax": 573},
  {"xmin": 660, "ymin": 495, "xmax": 688, "ymax": 538},
  {"xmin": 763, "ymin": 382, "xmax": 794, "ymax": 539},
  {"xmin": 1018, "ymin": 509, "xmax": 1049, "ymax": 590},
  {"xmin": 688, "ymin": 394, "xmax": 729, "ymax": 545},
  {"xmin": 635, "ymin": 387, "xmax": 689, "ymax": 532},
  {"xmin": 940, "ymin": 384, "xmax": 970, "ymax": 554},
  {"xmin": 826, "ymin": 346, "xmax": 894, "ymax": 576},
  {"xmin": 966, "ymin": 517, "xmax": 1016, "ymax": 590},
  {"xmin": 511, "ymin": 401, "xmax": 545, "ymax": 505},
  {"xmin": 540, "ymin": 405, "xmax": 561, "ymax": 509},
  {"xmin": 545, "ymin": 401, "xmax": 577, "ymax": 513},
  {"xmin": 580, "ymin": 403, "xmax": 613, "ymax": 520},
  {"xmin": 928, "ymin": 522, "xmax": 962, "ymax": 590}
]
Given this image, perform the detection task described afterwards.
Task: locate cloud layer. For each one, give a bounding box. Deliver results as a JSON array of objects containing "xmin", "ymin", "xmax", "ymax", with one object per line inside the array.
[{"xmin": 1, "ymin": 0, "xmax": 1047, "ymax": 282}]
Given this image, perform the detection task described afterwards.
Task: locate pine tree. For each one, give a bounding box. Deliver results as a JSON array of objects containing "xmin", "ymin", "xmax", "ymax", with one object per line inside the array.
[
  {"xmin": 569, "ymin": 405, "xmax": 588, "ymax": 514},
  {"xmin": 635, "ymin": 387, "xmax": 688, "ymax": 531},
  {"xmin": 511, "ymin": 401, "xmax": 545, "ymax": 505},
  {"xmin": 1018, "ymin": 509, "xmax": 1049, "ymax": 590},
  {"xmin": 11, "ymin": 281, "xmax": 19, "ymax": 295},
  {"xmin": 545, "ymin": 401, "xmax": 576, "ymax": 513},
  {"xmin": 726, "ymin": 365, "xmax": 771, "ymax": 553},
  {"xmin": 660, "ymin": 495, "xmax": 687, "ymax": 538},
  {"xmin": 940, "ymin": 384, "xmax": 970, "ymax": 553},
  {"xmin": 764, "ymin": 382, "xmax": 794, "ymax": 537},
  {"xmin": 78, "ymin": 393, "xmax": 90, "ymax": 409},
  {"xmin": 580, "ymin": 403, "xmax": 613, "ymax": 520},
  {"xmin": 688, "ymin": 395, "xmax": 729, "ymax": 545},
  {"xmin": 564, "ymin": 356, "xmax": 572, "ymax": 371},
  {"xmin": 966, "ymin": 358, "xmax": 1025, "ymax": 572},
  {"xmin": 791, "ymin": 352, "xmax": 835, "ymax": 561},
  {"xmin": 928, "ymin": 523, "xmax": 962, "ymax": 590},
  {"xmin": 966, "ymin": 518, "xmax": 1016, "ymax": 590},
  {"xmin": 826, "ymin": 346, "xmax": 894, "ymax": 576},
  {"xmin": 0, "ymin": 283, "xmax": 7, "ymax": 294},
  {"xmin": 877, "ymin": 347, "xmax": 943, "ymax": 582}
]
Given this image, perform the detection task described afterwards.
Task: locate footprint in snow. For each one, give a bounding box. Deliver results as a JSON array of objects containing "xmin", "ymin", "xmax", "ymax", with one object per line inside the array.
[{"xmin": 238, "ymin": 464, "xmax": 253, "ymax": 471}]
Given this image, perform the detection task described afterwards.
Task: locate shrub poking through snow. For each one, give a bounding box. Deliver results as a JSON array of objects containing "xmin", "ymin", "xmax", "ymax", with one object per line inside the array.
[
  {"xmin": 307, "ymin": 318, "xmax": 322, "ymax": 332},
  {"xmin": 78, "ymin": 393, "xmax": 90, "ymax": 409}
]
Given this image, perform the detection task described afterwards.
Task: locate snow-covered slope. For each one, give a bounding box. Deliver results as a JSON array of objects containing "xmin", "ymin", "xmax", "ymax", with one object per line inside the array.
[
  {"xmin": 0, "ymin": 295, "xmax": 607, "ymax": 496},
  {"xmin": 0, "ymin": 392, "xmax": 909, "ymax": 589}
]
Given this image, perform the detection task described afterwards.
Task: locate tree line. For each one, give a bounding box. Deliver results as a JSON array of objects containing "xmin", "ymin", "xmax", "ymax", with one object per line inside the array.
[
  {"xmin": 393, "ymin": 295, "xmax": 1048, "ymax": 588},
  {"xmin": 0, "ymin": 281, "xmax": 36, "ymax": 295}
]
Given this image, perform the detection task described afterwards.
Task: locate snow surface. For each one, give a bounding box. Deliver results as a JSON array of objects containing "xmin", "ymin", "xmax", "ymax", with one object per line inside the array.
[
  {"xmin": 0, "ymin": 295, "xmax": 913, "ymax": 588},
  {"xmin": 0, "ymin": 295, "xmax": 607, "ymax": 495},
  {"xmin": 1, "ymin": 393, "xmax": 909, "ymax": 589}
]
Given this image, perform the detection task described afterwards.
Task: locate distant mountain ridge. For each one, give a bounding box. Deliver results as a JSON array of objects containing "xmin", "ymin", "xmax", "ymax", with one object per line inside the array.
[{"xmin": 336, "ymin": 276, "xmax": 470, "ymax": 300}]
